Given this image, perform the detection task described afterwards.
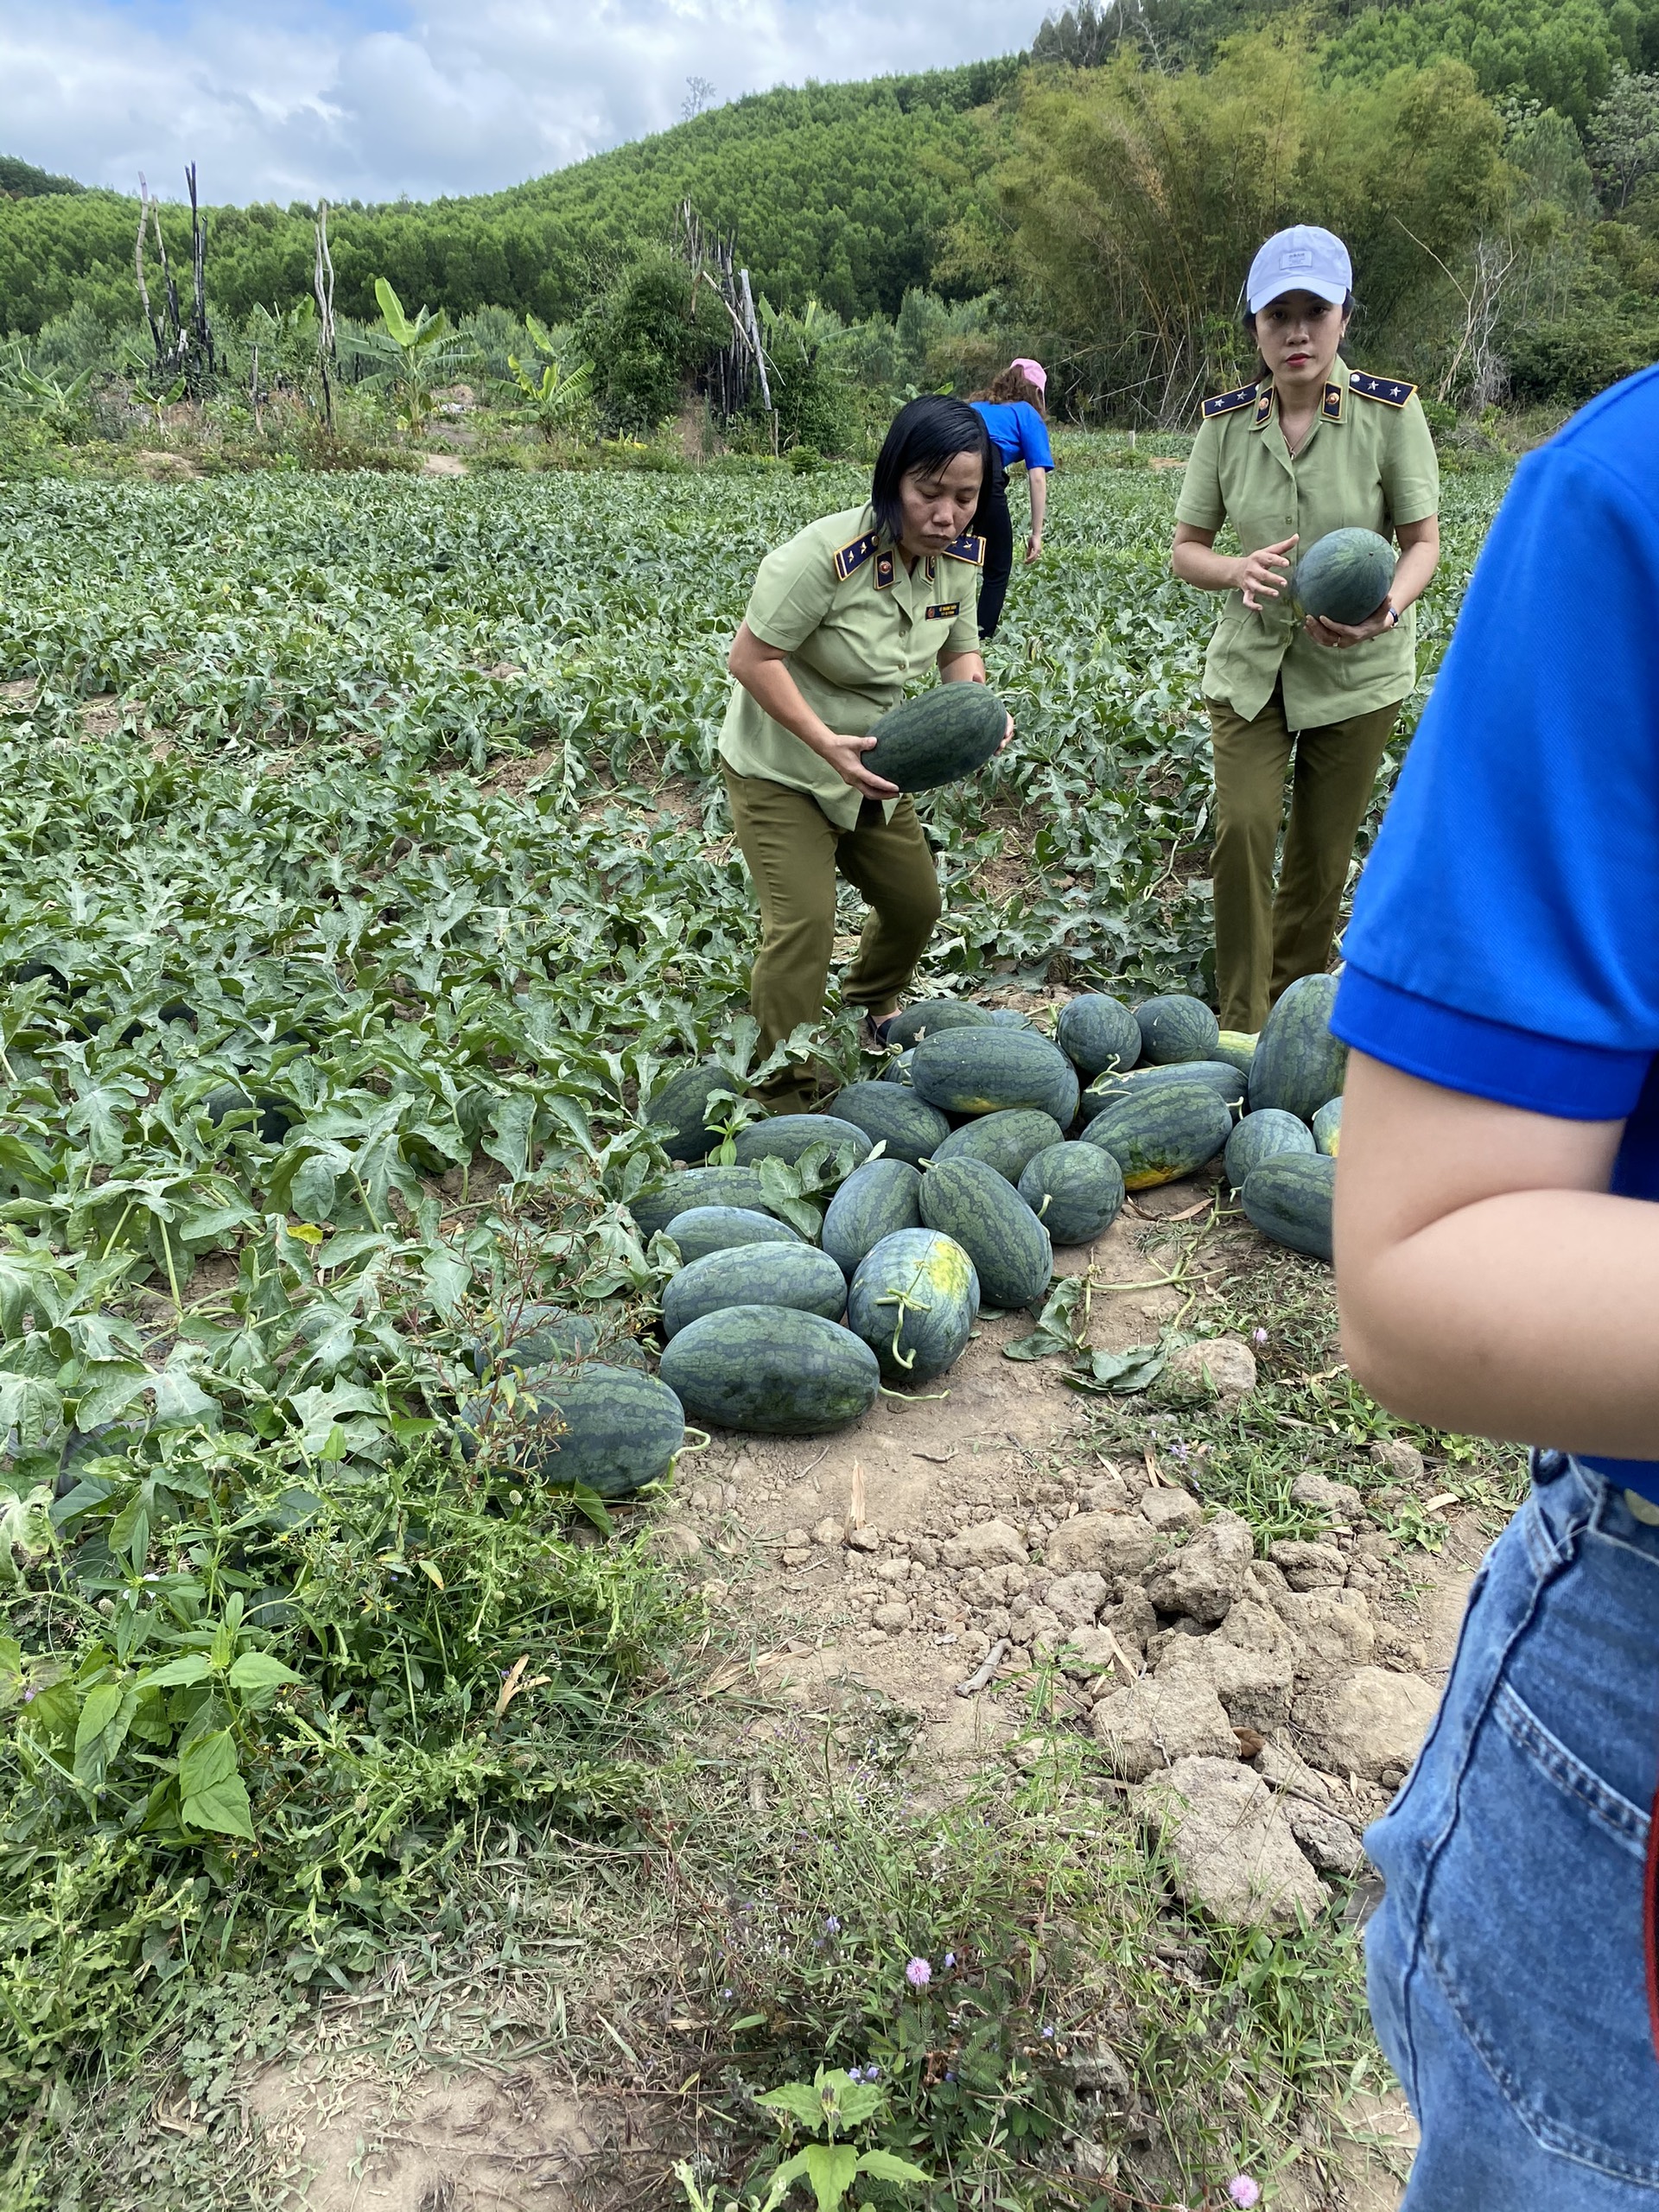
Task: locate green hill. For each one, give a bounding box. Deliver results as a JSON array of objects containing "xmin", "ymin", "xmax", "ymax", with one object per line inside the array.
[{"xmin": 0, "ymin": 61, "xmax": 1018, "ymax": 337}]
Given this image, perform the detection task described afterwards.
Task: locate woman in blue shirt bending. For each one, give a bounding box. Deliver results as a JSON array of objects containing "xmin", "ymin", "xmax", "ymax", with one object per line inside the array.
[{"xmin": 969, "ymin": 359, "xmax": 1054, "ymax": 639}]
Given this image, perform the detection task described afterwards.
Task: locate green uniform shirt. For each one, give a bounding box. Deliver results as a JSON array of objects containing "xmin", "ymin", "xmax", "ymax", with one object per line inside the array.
[
  {"xmin": 1175, "ymin": 359, "xmax": 1440, "ymax": 728},
  {"xmin": 718, "ymin": 501, "xmax": 983, "ymax": 832}
]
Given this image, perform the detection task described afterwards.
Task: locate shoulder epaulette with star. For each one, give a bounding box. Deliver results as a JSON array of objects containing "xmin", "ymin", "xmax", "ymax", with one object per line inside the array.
[
  {"xmin": 1349, "ymin": 371, "xmax": 1416, "ymax": 409},
  {"xmin": 1203, "ymin": 383, "xmax": 1259, "ymax": 419},
  {"xmin": 942, "ymin": 531, "xmax": 985, "ymax": 568},
  {"xmin": 833, "ymin": 529, "xmax": 879, "ymax": 582}
]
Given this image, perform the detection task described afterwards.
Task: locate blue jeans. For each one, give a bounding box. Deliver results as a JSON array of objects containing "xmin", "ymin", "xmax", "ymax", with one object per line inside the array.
[{"xmin": 1366, "ymin": 1452, "xmax": 1659, "ymax": 2204}]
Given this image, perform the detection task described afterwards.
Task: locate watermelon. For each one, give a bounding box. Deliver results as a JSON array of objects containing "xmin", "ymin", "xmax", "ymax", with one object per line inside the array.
[
  {"xmin": 1248, "ymin": 973, "xmax": 1346, "ymax": 1124},
  {"xmin": 731, "ymin": 1114, "xmax": 871, "ymax": 1168},
  {"xmin": 456, "ymin": 1362, "xmax": 684, "ymax": 1498},
  {"xmin": 880, "ymin": 1048, "xmax": 918, "ymax": 1086},
  {"xmin": 1135, "ymin": 995, "xmax": 1221, "ymax": 1066},
  {"xmin": 986, "ymin": 1007, "xmax": 1035, "ymax": 1030},
  {"xmin": 1294, "ymin": 527, "xmax": 1395, "ymax": 626},
  {"xmin": 1057, "ymin": 994, "xmax": 1141, "ymax": 1078},
  {"xmin": 1213, "ymin": 1031, "xmax": 1259, "ymax": 1077},
  {"xmin": 469, "ymin": 1301, "xmax": 599, "ymax": 1379},
  {"xmin": 830, "ymin": 1082, "xmax": 950, "ymax": 1167},
  {"xmin": 934, "ymin": 1108, "xmax": 1064, "ymax": 1184},
  {"xmin": 861, "ymin": 683, "xmax": 1008, "ymax": 792},
  {"xmin": 660, "ymin": 1306, "xmax": 880, "ymax": 1433},
  {"xmin": 884, "ymin": 1001, "xmax": 992, "ymax": 1050},
  {"xmin": 848, "ymin": 1228, "xmax": 980, "ymax": 1383},
  {"xmin": 1313, "ymin": 1096, "xmax": 1343, "ymax": 1156},
  {"xmin": 822, "ymin": 1158, "xmax": 924, "ymax": 1276},
  {"xmin": 918, "ymin": 1155, "xmax": 1052, "ymax": 1310},
  {"xmin": 1224, "ymin": 1109, "xmax": 1316, "ymax": 1190},
  {"xmin": 1080, "ymin": 1080, "xmax": 1231, "ymax": 1190},
  {"xmin": 204, "ymin": 1084, "xmax": 298, "ymax": 1145},
  {"xmin": 1241, "ymin": 1154, "xmax": 1336, "ymax": 1262},
  {"xmin": 910, "ymin": 1028, "xmax": 1080, "ymax": 1128},
  {"xmin": 1017, "ymin": 1142, "xmax": 1126, "ymax": 1245},
  {"xmin": 646, "ymin": 1059, "xmax": 733, "ymax": 1164},
  {"xmin": 662, "ymin": 1243, "xmax": 848, "ymax": 1339},
  {"xmin": 664, "ymin": 1205, "xmax": 804, "ymax": 1262},
  {"xmin": 1080, "ymin": 1059, "xmax": 1245, "ymax": 1122},
  {"xmin": 631, "ymin": 1166, "xmax": 777, "ymax": 1239}
]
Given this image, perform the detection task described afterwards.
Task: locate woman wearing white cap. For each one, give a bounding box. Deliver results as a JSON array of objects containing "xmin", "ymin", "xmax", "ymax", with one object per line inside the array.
[
  {"xmin": 1171, "ymin": 225, "xmax": 1440, "ymax": 1034},
  {"xmin": 969, "ymin": 359, "xmax": 1054, "ymax": 639}
]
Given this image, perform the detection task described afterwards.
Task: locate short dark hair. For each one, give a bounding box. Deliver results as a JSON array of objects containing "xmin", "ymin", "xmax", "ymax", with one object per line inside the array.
[{"xmin": 871, "ymin": 396, "xmax": 991, "ymax": 543}]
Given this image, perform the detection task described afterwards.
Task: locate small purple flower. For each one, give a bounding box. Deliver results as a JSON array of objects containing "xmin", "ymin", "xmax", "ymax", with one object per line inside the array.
[
  {"xmin": 847, "ymin": 2065, "xmax": 863, "ymax": 2082},
  {"xmin": 943, "ymin": 1950, "xmax": 956, "ymax": 1967},
  {"xmin": 825, "ymin": 1915, "xmax": 841, "ymax": 1934},
  {"xmin": 865, "ymin": 2064, "xmax": 879, "ymax": 2081},
  {"xmin": 1252, "ymin": 1328, "xmax": 1268, "ymax": 1346},
  {"xmin": 1228, "ymin": 2179, "xmax": 1261, "ymax": 2209},
  {"xmin": 1041, "ymin": 2024, "xmax": 1055, "ymax": 2038},
  {"xmin": 906, "ymin": 1957, "xmax": 931, "ymax": 1988}
]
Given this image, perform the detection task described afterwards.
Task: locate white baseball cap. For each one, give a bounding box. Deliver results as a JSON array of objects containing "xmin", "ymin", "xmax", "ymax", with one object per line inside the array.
[{"xmin": 1247, "ymin": 226, "xmax": 1352, "ymax": 315}]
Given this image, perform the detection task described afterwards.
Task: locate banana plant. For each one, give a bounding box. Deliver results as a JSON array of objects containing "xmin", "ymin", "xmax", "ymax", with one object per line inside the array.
[
  {"xmin": 505, "ymin": 315, "xmax": 593, "ymax": 442},
  {"xmin": 346, "ymin": 276, "xmax": 472, "ymax": 435},
  {"xmin": 0, "ymin": 351, "xmax": 93, "ymax": 438}
]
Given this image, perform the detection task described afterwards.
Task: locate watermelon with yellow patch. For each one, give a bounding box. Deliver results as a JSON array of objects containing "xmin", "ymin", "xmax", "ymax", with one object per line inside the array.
[
  {"xmin": 847, "ymin": 1227, "xmax": 980, "ymax": 1382},
  {"xmin": 1078, "ymin": 1079, "xmax": 1231, "ymax": 1190}
]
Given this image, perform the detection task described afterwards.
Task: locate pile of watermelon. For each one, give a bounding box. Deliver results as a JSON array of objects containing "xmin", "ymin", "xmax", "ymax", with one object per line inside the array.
[{"xmin": 457, "ymin": 977, "xmax": 1346, "ymax": 1493}]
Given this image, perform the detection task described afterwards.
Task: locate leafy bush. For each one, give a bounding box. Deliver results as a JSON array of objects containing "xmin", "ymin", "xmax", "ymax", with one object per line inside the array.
[
  {"xmin": 1504, "ymin": 306, "xmax": 1659, "ymax": 399},
  {"xmin": 582, "ymin": 252, "xmax": 724, "ymax": 435}
]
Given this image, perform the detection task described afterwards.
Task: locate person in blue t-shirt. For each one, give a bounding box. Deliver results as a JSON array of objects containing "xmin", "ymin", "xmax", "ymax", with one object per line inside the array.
[
  {"xmin": 969, "ymin": 359, "xmax": 1055, "ymax": 639},
  {"xmin": 1332, "ymin": 362, "xmax": 1659, "ymax": 2206}
]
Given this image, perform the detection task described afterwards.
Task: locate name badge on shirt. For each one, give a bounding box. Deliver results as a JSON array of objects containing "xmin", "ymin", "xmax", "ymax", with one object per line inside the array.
[{"xmin": 925, "ymin": 601, "xmax": 960, "ymax": 620}]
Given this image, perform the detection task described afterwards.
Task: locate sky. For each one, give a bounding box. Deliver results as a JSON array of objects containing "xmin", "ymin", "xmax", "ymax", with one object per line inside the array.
[{"xmin": 1, "ymin": 0, "xmax": 1053, "ymax": 206}]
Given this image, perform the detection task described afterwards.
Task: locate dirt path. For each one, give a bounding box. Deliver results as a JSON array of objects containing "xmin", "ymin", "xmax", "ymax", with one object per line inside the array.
[{"xmin": 250, "ymin": 1179, "xmax": 1506, "ymax": 2209}]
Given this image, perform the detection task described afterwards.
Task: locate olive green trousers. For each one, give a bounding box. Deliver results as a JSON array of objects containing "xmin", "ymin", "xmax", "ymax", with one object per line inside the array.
[
  {"xmin": 722, "ymin": 766, "xmax": 942, "ymax": 1102},
  {"xmin": 1207, "ymin": 683, "xmax": 1401, "ymax": 1034}
]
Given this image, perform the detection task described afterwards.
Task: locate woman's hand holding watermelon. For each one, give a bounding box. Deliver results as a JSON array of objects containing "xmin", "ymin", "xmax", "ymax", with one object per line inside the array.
[{"xmin": 1305, "ymin": 596, "xmax": 1395, "ymax": 650}]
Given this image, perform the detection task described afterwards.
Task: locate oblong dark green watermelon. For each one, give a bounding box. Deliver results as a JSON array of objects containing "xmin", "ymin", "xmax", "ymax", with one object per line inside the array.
[
  {"xmin": 1214, "ymin": 1030, "xmax": 1259, "ymax": 1077},
  {"xmin": 662, "ymin": 1243, "xmax": 848, "ymax": 1339},
  {"xmin": 204, "ymin": 1084, "xmax": 298, "ymax": 1145},
  {"xmin": 645, "ymin": 1059, "xmax": 734, "ymax": 1164},
  {"xmin": 986, "ymin": 1007, "xmax": 1034, "ymax": 1029},
  {"xmin": 1057, "ymin": 994, "xmax": 1141, "ymax": 1077},
  {"xmin": 861, "ymin": 683, "xmax": 1008, "ymax": 792},
  {"xmin": 1080, "ymin": 1059, "xmax": 1245, "ymax": 1123},
  {"xmin": 631, "ymin": 1166, "xmax": 777, "ymax": 1240},
  {"xmin": 918, "ymin": 1154, "xmax": 1052, "ymax": 1310},
  {"xmin": 456, "ymin": 1362, "xmax": 684, "ymax": 1497},
  {"xmin": 1248, "ymin": 973, "xmax": 1346, "ymax": 1124},
  {"xmin": 1241, "ymin": 1154, "xmax": 1336, "ymax": 1262},
  {"xmin": 664, "ymin": 1205, "xmax": 804, "ymax": 1262},
  {"xmin": 1017, "ymin": 1141, "xmax": 1126, "ymax": 1245},
  {"xmin": 1294, "ymin": 527, "xmax": 1395, "ymax": 626},
  {"xmin": 1134, "ymin": 995, "xmax": 1220, "ymax": 1066},
  {"xmin": 879, "ymin": 1048, "xmax": 918, "ymax": 1086},
  {"xmin": 848, "ymin": 1228, "xmax": 980, "ymax": 1382},
  {"xmin": 822, "ymin": 1158, "xmax": 924, "ymax": 1276},
  {"xmin": 730, "ymin": 1113, "xmax": 872, "ymax": 1169},
  {"xmin": 1313, "ymin": 1096, "xmax": 1343, "ymax": 1156},
  {"xmin": 934, "ymin": 1108, "xmax": 1065, "ymax": 1184},
  {"xmin": 830, "ymin": 1082, "xmax": 950, "ymax": 1167},
  {"xmin": 884, "ymin": 1001, "xmax": 992, "ymax": 1051},
  {"xmin": 469, "ymin": 1301, "xmax": 601, "ymax": 1379},
  {"xmin": 910, "ymin": 1027, "xmax": 1080, "ymax": 1128},
  {"xmin": 1224, "ymin": 1109, "xmax": 1315, "ymax": 1190},
  {"xmin": 660, "ymin": 1306, "xmax": 880, "ymax": 1433},
  {"xmin": 1080, "ymin": 1080, "xmax": 1231, "ymax": 1190}
]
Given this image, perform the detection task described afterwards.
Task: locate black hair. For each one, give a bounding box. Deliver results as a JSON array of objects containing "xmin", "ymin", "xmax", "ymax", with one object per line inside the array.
[
  {"xmin": 1242, "ymin": 289, "xmax": 1356, "ymax": 383},
  {"xmin": 871, "ymin": 395, "xmax": 991, "ymax": 543}
]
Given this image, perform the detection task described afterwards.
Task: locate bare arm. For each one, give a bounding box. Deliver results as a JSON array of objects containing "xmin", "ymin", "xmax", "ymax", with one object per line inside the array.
[
  {"xmin": 1171, "ymin": 522, "xmax": 1300, "ymax": 613},
  {"xmin": 727, "ymin": 621, "xmax": 897, "ymax": 798},
  {"xmin": 1026, "ymin": 467, "xmax": 1047, "ymax": 560},
  {"xmin": 1334, "ymin": 1052, "xmax": 1659, "ymax": 1456}
]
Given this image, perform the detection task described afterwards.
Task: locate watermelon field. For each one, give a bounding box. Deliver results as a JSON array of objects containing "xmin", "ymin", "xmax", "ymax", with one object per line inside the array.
[{"xmin": 0, "ymin": 442, "xmax": 1516, "ymax": 2210}]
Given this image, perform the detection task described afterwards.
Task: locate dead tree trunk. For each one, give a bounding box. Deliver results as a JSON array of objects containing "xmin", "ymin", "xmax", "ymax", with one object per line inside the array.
[{"xmin": 314, "ymin": 200, "xmax": 337, "ymax": 427}]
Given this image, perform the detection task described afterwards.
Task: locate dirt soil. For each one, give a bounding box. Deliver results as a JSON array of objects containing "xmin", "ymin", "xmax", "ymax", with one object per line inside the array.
[{"xmin": 251, "ymin": 1173, "xmax": 1492, "ymax": 2209}]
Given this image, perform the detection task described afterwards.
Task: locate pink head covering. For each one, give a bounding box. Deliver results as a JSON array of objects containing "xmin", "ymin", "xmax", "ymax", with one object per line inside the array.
[{"xmin": 1008, "ymin": 356, "xmax": 1047, "ymax": 392}]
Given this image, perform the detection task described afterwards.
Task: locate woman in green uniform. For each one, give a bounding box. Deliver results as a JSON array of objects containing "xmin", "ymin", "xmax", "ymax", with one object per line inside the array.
[
  {"xmin": 722, "ymin": 395, "xmax": 1009, "ymax": 1104},
  {"xmin": 1171, "ymin": 225, "xmax": 1440, "ymax": 1036}
]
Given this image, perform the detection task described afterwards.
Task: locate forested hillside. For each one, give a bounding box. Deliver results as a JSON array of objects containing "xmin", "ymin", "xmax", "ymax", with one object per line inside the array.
[
  {"xmin": 3, "ymin": 0, "xmax": 1657, "ymax": 429},
  {"xmin": 0, "ymin": 64, "xmax": 1016, "ymax": 335}
]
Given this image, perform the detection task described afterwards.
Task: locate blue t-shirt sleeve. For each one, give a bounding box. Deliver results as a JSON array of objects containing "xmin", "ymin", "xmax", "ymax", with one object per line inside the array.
[
  {"xmin": 1334, "ymin": 378, "xmax": 1659, "ymax": 1122},
  {"xmin": 1014, "ymin": 403, "xmax": 1055, "ymax": 471}
]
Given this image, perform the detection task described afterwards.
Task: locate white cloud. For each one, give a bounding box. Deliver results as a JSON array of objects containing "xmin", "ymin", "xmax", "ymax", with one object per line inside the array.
[{"xmin": 0, "ymin": 0, "xmax": 1051, "ymax": 206}]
